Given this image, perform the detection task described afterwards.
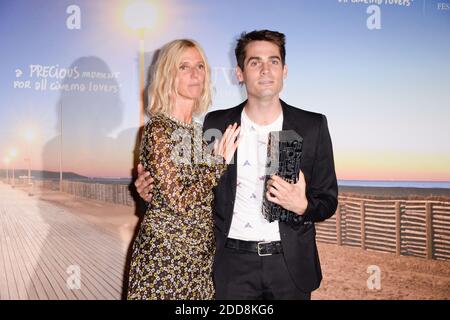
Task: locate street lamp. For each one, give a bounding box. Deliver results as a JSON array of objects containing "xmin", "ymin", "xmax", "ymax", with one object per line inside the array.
[
  {"xmin": 9, "ymin": 148, "xmax": 17, "ymax": 188},
  {"xmin": 3, "ymin": 157, "xmax": 10, "ymax": 183},
  {"xmin": 124, "ymin": 0, "xmax": 156, "ymax": 127},
  {"xmin": 59, "ymin": 101, "xmax": 63, "ymax": 192},
  {"xmin": 24, "ymin": 129, "xmax": 35, "ymax": 186}
]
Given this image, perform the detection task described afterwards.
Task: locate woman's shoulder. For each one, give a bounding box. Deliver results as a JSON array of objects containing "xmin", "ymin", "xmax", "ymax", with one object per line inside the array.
[
  {"xmin": 145, "ymin": 113, "xmax": 173, "ymax": 130},
  {"xmin": 145, "ymin": 112, "xmax": 198, "ymax": 131},
  {"xmin": 148, "ymin": 112, "xmax": 169, "ymax": 125},
  {"xmin": 142, "ymin": 113, "xmax": 175, "ymax": 140}
]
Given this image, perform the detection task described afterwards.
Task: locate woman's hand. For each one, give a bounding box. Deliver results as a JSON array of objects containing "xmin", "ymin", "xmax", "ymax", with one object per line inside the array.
[
  {"xmin": 135, "ymin": 163, "xmax": 154, "ymax": 202},
  {"xmin": 213, "ymin": 122, "xmax": 241, "ymax": 164}
]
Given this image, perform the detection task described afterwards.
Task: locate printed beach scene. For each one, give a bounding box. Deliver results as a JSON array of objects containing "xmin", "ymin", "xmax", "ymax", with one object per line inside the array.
[{"xmin": 1, "ymin": 0, "xmax": 449, "ymax": 300}]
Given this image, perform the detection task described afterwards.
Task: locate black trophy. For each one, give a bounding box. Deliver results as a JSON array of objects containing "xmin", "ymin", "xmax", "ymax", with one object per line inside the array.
[{"xmin": 262, "ymin": 130, "xmax": 303, "ymax": 223}]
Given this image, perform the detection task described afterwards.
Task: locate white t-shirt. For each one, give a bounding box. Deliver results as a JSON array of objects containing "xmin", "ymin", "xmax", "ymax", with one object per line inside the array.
[{"xmin": 228, "ymin": 109, "xmax": 283, "ymax": 241}]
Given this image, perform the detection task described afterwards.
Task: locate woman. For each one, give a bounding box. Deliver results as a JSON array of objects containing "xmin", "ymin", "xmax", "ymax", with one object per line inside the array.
[{"xmin": 127, "ymin": 39, "xmax": 240, "ymax": 300}]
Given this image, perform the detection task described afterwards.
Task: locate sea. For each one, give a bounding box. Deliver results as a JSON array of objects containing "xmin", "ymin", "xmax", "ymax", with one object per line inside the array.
[{"xmin": 338, "ymin": 180, "xmax": 450, "ymax": 189}]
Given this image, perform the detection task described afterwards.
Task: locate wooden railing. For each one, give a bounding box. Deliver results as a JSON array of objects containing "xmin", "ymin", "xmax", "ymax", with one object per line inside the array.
[
  {"xmin": 316, "ymin": 195, "xmax": 450, "ymax": 261},
  {"xmin": 61, "ymin": 181, "xmax": 135, "ymax": 206},
  {"xmin": 27, "ymin": 179, "xmax": 135, "ymax": 206},
  {"xmin": 8, "ymin": 179, "xmax": 450, "ymax": 261}
]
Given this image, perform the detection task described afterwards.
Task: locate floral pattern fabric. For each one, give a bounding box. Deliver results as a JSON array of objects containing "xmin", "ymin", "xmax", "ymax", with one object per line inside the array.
[{"xmin": 127, "ymin": 113, "xmax": 226, "ymax": 300}]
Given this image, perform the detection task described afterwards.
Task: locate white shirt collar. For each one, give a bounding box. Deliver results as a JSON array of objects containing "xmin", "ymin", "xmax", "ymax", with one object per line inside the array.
[{"xmin": 241, "ymin": 109, "xmax": 283, "ymax": 134}]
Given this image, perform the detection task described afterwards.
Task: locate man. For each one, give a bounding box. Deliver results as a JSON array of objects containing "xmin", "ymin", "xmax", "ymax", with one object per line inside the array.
[{"xmin": 135, "ymin": 30, "xmax": 338, "ymax": 299}]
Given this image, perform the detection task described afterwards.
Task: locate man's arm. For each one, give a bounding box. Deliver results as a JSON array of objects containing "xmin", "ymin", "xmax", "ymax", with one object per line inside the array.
[
  {"xmin": 265, "ymin": 115, "xmax": 338, "ymax": 224},
  {"xmin": 302, "ymin": 115, "xmax": 338, "ymax": 223},
  {"xmin": 135, "ymin": 163, "xmax": 154, "ymax": 202},
  {"xmin": 135, "ymin": 121, "xmax": 240, "ymax": 202}
]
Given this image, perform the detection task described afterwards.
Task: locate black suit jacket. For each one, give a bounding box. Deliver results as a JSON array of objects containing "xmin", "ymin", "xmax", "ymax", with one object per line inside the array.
[{"xmin": 203, "ymin": 99, "xmax": 338, "ymax": 292}]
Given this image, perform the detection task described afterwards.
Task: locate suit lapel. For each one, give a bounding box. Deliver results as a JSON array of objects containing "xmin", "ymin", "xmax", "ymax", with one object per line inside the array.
[
  {"xmin": 227, "ymin": 101, "xmax": 246, "ymax": 206},
  {"xmin": 229, "ymin": 100, "xmax": 295, "ymax": 208},
  {"xmin": 279, "ymin": 100, "xmax": 299, "ymax": 233},
  {"xmin": 281, "ymin": 99, "xmax": 297, "ymax": 131},
  {"xmin": 226, "ymin": 100, "xmax": 297, "ymax": 228}
]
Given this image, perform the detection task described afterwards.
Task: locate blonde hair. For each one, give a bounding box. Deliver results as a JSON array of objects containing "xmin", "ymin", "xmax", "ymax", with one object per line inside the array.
[{"xmin": 148, "ymin": 39, "xmax": 212, "ymax": 117}]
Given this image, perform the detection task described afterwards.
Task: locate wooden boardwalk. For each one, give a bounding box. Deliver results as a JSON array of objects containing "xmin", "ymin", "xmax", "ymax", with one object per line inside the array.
[{"xmin": 0, "ymin": 182, "xmax": 128, "ymax": 300}]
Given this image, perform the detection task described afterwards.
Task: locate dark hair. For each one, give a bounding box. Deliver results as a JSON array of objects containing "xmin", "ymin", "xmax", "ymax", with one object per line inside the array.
[{"xmin": 235, "ymin": 29, "xmax": 286, "ymax": 70}]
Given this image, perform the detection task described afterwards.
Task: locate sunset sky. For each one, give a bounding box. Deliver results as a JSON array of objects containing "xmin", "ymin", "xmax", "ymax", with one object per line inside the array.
[{"xmin": 1, "ymin": 0, "xmax": 449, "ymax": 181}]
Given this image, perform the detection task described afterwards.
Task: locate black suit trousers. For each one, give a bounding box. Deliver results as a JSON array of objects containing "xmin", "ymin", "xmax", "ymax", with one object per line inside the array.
[{"xmin": 214, "ymin": 247, "xmax": 311, "ymax": 300}]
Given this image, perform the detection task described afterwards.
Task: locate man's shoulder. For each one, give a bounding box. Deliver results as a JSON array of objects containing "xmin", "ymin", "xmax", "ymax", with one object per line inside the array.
[
  {"xmin": 204, "ymin": 103, "xmax": 245, "ymax": 129},
  {"xmin": 206, "ymin": 104, "xmax": 242, "ymax": 119},
  {"xmin": 281, "ymin": 100, "xmax": 325, "ymax": 124}
]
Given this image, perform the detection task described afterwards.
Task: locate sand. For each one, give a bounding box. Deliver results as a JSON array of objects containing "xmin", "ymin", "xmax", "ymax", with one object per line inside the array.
[
  {"xmin": 32, "ymin": 186, "xmax": 450, "ymax": 300},
  {"xmin": 313, "ymin": 242, "xmax": 450, "ymax": 300}
]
